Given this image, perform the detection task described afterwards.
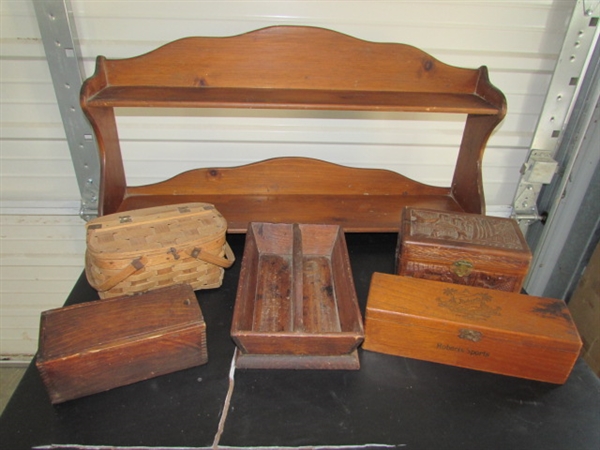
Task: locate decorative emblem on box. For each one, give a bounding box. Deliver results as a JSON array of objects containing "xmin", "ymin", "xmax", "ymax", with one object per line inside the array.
[{"xmin": 437, "ymin": 288, "xmax": 502, "ymax": 321}]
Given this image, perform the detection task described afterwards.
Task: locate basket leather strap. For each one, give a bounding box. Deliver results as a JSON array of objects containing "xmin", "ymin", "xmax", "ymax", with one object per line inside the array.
[
  {"xmin": 96, "ymin": 256, "xmax": 148, "ymax": 292},
  {"xmin": 188, "ymin": 242, "xmax": 235, "ymax": 268}
]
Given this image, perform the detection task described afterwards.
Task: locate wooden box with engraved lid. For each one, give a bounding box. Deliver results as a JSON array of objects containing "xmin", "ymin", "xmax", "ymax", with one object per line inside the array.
[
  {"xmin": 397, "ymin": 208, "xmax": 531, "ymax": 292},
  {"xmin": 362, "ymin": 273, "xmax": 582, "ymax": 384}
]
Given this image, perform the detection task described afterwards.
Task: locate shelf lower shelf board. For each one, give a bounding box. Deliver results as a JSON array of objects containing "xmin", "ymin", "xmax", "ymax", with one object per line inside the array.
[{"xmin": 117, "ymin": 193, "xmax": 465, "ymax": 233}]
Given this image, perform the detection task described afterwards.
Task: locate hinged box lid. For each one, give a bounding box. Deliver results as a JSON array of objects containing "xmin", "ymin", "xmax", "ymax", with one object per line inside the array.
[
  {"xmin": 367, "ymin": 273, "xmax": 580, "ymax": 349},
  {"xmin": 400, "ymin": 208, "xmax": 531, "ymax": 272}
]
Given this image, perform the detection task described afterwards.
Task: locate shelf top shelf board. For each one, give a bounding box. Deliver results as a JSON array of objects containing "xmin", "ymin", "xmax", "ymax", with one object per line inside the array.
[{"xmin": 86, "ymin": 86, "xmax": 500, "ymax": 115}]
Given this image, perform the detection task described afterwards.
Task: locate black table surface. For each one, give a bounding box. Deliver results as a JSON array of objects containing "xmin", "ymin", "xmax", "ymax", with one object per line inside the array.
[{"xmin": 1, "ymin": 233, "xmax": 599, "ymax": 450}]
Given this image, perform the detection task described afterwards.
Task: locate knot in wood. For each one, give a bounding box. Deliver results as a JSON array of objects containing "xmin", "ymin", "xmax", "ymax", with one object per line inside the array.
[{"xmin": 206, "ymin": 168, "xmax": 223, "ymax": 181}]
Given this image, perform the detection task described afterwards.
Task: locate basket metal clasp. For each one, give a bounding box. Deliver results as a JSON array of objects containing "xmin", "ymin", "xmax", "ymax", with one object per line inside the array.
[{"xmin": 167, "ymin": 247, "xmax": 180, "ymax": 260}]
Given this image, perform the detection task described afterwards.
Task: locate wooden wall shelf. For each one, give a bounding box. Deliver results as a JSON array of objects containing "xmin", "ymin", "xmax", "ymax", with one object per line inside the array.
[{"xmin": 81, "ymin": 26, "xmax": 506, "ymax": 231}]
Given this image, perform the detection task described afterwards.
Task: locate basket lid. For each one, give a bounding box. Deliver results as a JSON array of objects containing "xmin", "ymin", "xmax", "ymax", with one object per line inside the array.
[{"xmin": 86, "ymin": 203, "xmax": 227, "ymax": 256}]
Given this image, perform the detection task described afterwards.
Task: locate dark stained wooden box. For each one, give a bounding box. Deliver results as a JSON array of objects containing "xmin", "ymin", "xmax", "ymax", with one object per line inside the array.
[
  {"xmin": 397, "ymin": 208, "xmax": 531, "ymax": 292},
  {"xmin": 363, "ymin": 273, "xmax": 582, "ymax": 384},
  {"xmin": 231, "ymin": 222, "xmax": 364, "ymax": 369},
  {"xmin": 36, "ymin": 284, "xmax": 207, "ymax": 404}
]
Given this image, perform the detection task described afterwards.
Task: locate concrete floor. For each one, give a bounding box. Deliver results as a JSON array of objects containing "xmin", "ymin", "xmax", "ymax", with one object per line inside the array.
[{"xmin": 0, "ymin": 366, "xmax": 27, "ymax": 415}]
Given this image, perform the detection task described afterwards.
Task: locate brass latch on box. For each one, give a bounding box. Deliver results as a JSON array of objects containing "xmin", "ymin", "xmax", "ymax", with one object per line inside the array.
[{"xmin": 452, "ymin": 260, "xmax": 473, "ymax": 277}]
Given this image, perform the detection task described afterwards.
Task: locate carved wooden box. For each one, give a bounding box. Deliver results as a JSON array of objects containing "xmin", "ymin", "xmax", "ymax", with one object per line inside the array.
[
  {"xmin": 363, "ymin": 273, "xmax": 582, "ymax": 384},
  {"xmin": 397, "ymin": 208, "xmax": 531, "ymax": 292},
  {"xmin": 36, "ymin": 284, "xmax": 207, "ymax": 404},
  {"xmin": 231, "ymin": 222, "xmax": 364, "ymax": 370}
]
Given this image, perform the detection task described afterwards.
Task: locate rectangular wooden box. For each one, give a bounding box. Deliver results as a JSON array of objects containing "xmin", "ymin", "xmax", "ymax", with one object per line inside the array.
[
  {"xmin": 397, "ymin": 208, "xmax": 531, "ymax": 292},
  {"xmin": 363, "ymin": 273, "xmax": 582, "ymax": 384},
  {"xmin": 231, "ymin": 222, "xmax": 364, "ymax": 369},
  {"xmin": 36, "ymin": 284, "xmax": 207, "ymax": 404}
]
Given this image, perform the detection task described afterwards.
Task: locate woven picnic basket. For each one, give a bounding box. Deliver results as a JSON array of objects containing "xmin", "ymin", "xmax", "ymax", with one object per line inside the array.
[{"xmin": 85, "ymin": 203, "xmax": 234, "ymax": 299}]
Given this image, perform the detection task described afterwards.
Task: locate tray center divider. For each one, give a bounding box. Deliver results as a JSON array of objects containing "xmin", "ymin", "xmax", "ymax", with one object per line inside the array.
[
  {"xmin": 245, "ymin": 222, "xmax": 346, "ymax": 336},
  {"xmin": 292, "ymin": 223, "xmax": 305, "ymax": 333},
  {"xmin": 234, "ymin": 222, "xmax": 362, "ymax": 368}
]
